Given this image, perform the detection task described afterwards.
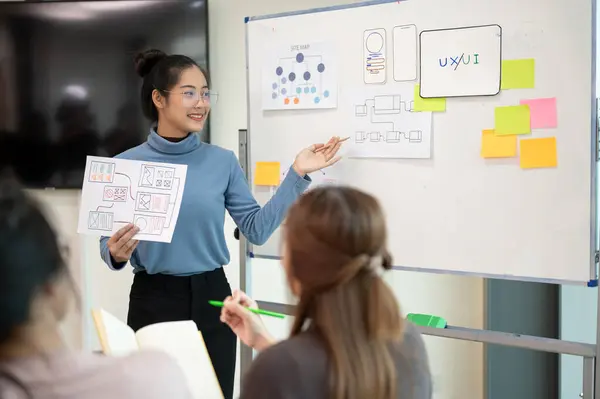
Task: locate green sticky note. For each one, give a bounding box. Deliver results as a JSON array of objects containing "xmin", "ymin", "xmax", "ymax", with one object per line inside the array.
[
  {"xmin": 501, "ymin": 59, "xmax": 535, "ymax": 89},
  {"xmin": 494, "ymin": 105, "xmax": 531, "ymax": 135},
  {"xmin": 413, "ymin": 85, "xmax": 446, "ymax": 112}
]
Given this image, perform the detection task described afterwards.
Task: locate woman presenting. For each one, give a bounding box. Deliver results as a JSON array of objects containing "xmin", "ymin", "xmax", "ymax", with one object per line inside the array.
[{"xmin": 99, "ymin": 49, "xmax": 343, "ymax": 399}]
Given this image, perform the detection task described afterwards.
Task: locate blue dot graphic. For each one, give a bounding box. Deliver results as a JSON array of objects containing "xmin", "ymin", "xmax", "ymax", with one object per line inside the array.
[
  {"xmin": 296, "ymin": 53, "xmax": 304, "ymax": 63},
  {"xmin": 317, "ymin": 63, "xmax": 325, "ymax": 73},
  {"xmin": 304, "ymin": 87, "xmax": 310, "ymax": 94},
  {"xmin": 323, "ymin": 90, "xmax": 330, "ymax": 98},
  {"xmin": 303, "ymin": 71, "xmax": 311, "ymax": 81},
  {"xmin": 276, "ymin": 66, "xmax": 283, "ymax": 76},
  {"xmin": 288, "ymin": 72, "xmax": 296, "ymax": 82},
  {"xmin": 272, "ymin": 92, "xmax": 277, "ymax": 99},
  {"xmin": 296, "ymin": 87, "xmax": 302, "ymax": 94},
  {"xmin": 314, "ymin": 97, "xmax": 321, "ymax": 104},
  {"xmin": 310, "ymin": 87, "xmax": 317, "ymax": 94},
  {"xmin": 281, "ymin": 77, "xmax": 287, "ymax": 84},
  {"xmin": 272, "ymin": 83, "xmax": 278, "ymax": 90},
  {"xmin": 281, "ymin": 88, "xmax": 287, "ymax": 95}
]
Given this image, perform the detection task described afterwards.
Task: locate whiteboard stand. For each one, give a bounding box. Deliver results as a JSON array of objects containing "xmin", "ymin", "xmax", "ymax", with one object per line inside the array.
[
  {"xmin": 237, "ymin": 129, "xmax": 254, "ymax": 378},
  {"xmin": 238, "ymin": 1, "xmax": 600, "ymax": 397},
  {"xmin": 236, "ymin": 134, "xmax": 599, "ymax": 398}
]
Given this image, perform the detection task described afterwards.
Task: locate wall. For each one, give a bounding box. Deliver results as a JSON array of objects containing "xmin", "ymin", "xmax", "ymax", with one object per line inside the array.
[
  {"xmin": 486, "ymin": 280, "xmax": 559, "ymax": 399},
  {"xmin": 559, "ymin": 285, "xmax": 597, "ymax": 399},
  {"xmin": 208, "ymin": 1, "xmax": 484, "ymax": 399},
  {"xmin": 1, "ymin": 0, "xmax": 88, "ymax": 355},
  {"xmin": 28, "ymin": 189, "xmax": 85, "ymax": 350}
]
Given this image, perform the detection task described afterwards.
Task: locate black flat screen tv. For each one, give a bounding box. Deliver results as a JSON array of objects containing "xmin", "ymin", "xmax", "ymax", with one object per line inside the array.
[{"xmin": 0, "ymin": 0, "xmax": 209, "ymax": 188}]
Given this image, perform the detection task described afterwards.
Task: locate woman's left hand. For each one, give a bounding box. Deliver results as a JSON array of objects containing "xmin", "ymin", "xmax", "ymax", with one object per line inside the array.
[{"xmin": 292, "ymin": 136, "xmax": 344, "ymax": 176}]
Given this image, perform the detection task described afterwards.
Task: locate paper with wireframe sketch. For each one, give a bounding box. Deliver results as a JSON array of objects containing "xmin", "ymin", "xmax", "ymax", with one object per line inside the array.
[{"xmin": 77, "ymin": 156, "xmax": 188, "ymax": 243}]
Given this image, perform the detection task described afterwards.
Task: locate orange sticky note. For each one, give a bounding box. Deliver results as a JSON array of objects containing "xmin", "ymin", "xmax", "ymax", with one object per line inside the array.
[
  {"xmin": 481, "ymin": 129, "xmax": 517, "ymax": 158},
  {"xmin": 519, "ymin": 137, "xmax": 557, "ymax": 169},
  {"xmin": 254, "ymin": 162, "xmax": 281, "ymax": 186}
]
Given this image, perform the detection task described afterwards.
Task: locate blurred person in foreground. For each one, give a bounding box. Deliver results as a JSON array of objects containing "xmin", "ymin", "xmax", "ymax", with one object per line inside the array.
[{"xmin": 0, "ymin": 173, "xmax": 192, "ymax": 398}]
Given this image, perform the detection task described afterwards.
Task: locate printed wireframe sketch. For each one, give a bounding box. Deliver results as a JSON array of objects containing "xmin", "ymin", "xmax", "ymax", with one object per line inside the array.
[
  {"xmin": 364, "ymin": 28, "xmax": 387, "ymax": 84},
  {"xmin": 77, "ymin": 156, "xmax": 188, "ymax": 243}
]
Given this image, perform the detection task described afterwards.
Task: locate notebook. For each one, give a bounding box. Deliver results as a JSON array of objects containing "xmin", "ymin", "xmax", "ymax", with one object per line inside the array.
[{"xmin": 91, "ymin": 308, "xmax": 224, "ymax": 399}]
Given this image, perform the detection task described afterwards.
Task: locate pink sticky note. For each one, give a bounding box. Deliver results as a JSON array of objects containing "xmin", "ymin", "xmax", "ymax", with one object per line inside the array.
[{"xmin": 519, "ymin": 98, "xmax": 557, "ymax": 129}]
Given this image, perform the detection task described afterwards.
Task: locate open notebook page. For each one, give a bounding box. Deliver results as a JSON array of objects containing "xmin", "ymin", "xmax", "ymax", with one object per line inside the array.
[
  {"xmin": 135, "ymin": 320, "xmax": 223, "ymax": 399},
  {"xmin": 93, "ymin": 309, "xmax": 139, "ymax": 356}
]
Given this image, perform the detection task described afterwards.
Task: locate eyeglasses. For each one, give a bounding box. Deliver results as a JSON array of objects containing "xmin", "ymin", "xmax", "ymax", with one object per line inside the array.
[{"xmin": 161, "ymin": 88, "xmax": 218, "ymax": 107}]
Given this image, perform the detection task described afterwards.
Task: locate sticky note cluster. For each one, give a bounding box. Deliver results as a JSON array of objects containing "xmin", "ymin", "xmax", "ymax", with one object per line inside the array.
[
  {"xmin": 493, "ymin": 98, "xmax": 557, "ymax": 136},
  {"xmin": 484, "ymin": 58, "xmax": 558, "ymax": 169},
  {"xmin": 481, "ymin": 128, "xmax": 557, "ymax": 169}
]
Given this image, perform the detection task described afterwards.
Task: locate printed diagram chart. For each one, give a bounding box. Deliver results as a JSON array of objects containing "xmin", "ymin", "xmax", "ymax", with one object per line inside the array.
[
  {"xmin": 364, "ymin": 28, "xmax": 387, "ymax": 84},
  {"xmin": 263, "ymin": 41, "xmax": 338, "ymax": 110},
  {"xmin": 348, "ymin": 86, "xmax": 433, "ymax": 159},
  {"xmin": 78, "ymin": 157, "xmax": 188, "ymax": 243}
]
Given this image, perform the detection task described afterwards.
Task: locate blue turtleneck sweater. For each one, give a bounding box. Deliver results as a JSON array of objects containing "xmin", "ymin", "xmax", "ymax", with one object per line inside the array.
[{"xmin": 99, "ymin": 129, "xmax": 311, "ymax": 276}]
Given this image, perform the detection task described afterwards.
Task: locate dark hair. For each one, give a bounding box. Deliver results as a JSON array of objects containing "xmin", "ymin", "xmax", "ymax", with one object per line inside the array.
[
  {"xmin": 134, "ymin": 49, "xmax": 208, "ymax": 122},
  {"xmin": 285, "ymin": 186, "xmax": 401, "ymax": 399},
  {"xmin": 0, "ymin": 171, "xmax": 66, "ymax": 345}
]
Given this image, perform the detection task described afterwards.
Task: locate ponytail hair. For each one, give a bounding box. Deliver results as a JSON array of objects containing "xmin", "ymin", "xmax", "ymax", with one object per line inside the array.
[{"xmin": 285, "ymin": 186, "xmax": 403, "ymax": 399}]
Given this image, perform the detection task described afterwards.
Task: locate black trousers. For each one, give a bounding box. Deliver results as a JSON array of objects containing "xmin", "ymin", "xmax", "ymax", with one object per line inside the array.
[{"xmin": 127, "ymin": 268, "xmax": 236, "ymax": 399}]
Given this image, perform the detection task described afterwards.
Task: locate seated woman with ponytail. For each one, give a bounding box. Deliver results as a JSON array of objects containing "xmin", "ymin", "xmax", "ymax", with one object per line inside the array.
[
  {"xmin": 0, "ymin": 174, "xmax": 192, "ymax": 398},
  {"xmin": 221, "ymin": 186, "xmax": 432, "ymax": 399}
]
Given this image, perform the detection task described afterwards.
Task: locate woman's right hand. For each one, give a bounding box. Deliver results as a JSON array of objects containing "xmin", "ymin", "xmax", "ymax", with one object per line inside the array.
[
  {"xmin": 220, "ymin": 290, "xmax": 275, "ymax": 351},
  {"xmin": 107, "ymin": 223, "xmax": 140, "ymax": 263}
]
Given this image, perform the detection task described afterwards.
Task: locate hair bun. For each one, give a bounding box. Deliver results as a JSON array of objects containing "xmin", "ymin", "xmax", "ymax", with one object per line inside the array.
[
  {"xmin": 381, "ymin": 250, "xmax": 393, "ymax": 270},
  {"xmin": 134, "ymin": 49, "xmax": 167, "ymax": 78}
]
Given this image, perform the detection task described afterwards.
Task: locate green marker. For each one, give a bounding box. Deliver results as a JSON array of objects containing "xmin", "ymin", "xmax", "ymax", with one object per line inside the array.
[
  {"xmin": 407, "ymin": 313, "xmax": 447, "ymax": 329},
  {"xmin": 208, "ymin": 300, "xmax": 286, "ymax": 319}
]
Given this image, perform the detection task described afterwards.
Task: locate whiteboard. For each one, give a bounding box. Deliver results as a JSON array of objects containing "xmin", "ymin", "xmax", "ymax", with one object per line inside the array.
[{"xmin": 246, "ymin": 0, "xmax": 597, "ymax": 284}]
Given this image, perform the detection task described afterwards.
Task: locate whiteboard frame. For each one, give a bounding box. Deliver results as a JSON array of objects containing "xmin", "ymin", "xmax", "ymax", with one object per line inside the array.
[
  {"xmin": 244, "ymin": 0, "xmax": 599, "ymax": 286},
  {"xmin": 242, "ymin": 2, "xmax": 600, "ymax": 396}
]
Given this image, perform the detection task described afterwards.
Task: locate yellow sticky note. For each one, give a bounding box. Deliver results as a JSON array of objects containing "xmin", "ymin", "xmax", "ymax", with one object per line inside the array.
[
  {"xmin": 481, "ymin": 129, "xmax": 517, "ymax": 158},
  {"xmin": 501, "ymin": 59, "xmax": 535, "ymax": 89},
  {"xmin": 413, "ymin": 85, "xmax": 446, "ymax": 112},
  {"xmin": 494, "ymin": 105, "xmax": 531, "ymax": 135},
  {"xmin": 520, "ymin": 137, "xmax": 557, "ymax": 169},
  {"xmin": 254, "ymin": 162, "xmax": 280, "ymax": 186}
]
